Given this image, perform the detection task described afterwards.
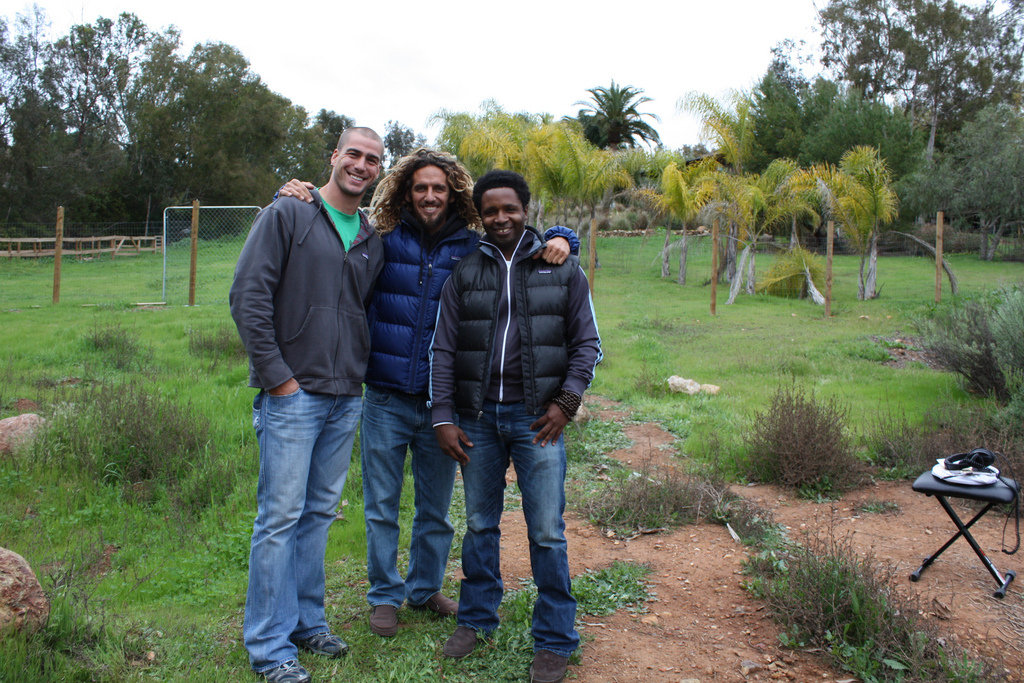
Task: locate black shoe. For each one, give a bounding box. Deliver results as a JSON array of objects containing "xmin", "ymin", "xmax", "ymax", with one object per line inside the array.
[
  {"xmin": 292, "ymin": 632, "xmax": 349, "ymax": 657},
  {"xmin": 262, "ymin": 660, "xmax": 311, "ymax": 683}
]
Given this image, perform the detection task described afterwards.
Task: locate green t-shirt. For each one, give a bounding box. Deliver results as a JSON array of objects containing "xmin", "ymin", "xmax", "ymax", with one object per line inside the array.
[{"xmin": 321, "ymin": 198, "xmax": 360, "ymax": 251}]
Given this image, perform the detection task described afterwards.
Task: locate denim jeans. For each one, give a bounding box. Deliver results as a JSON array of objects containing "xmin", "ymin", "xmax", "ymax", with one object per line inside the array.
[
  {"xmin": 243, "ymin": 388, "xmax": 361, "ymax": 673},
  {"xmin": 456, "ymin": 400, "xmax": 579, "ymax": 658},
  {"xmin": 361, "ymin": 385, "xmax": 457, "ymax": 607}
]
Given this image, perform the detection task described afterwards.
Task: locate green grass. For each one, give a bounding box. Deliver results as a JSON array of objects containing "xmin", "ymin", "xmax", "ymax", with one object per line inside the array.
[{"xmin": 0, "ymin": 236, "xmax": 1021, "ymax": 680}]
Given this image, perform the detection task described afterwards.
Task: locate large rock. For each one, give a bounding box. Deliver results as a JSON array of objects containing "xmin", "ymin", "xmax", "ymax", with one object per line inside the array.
[
  {"xmin": 0, "ymin": 547, "xmax": 49, "ymax": 635},
  {"xmin": 0, "ymin": 413, "xmax": 45, "ymax": 455}
]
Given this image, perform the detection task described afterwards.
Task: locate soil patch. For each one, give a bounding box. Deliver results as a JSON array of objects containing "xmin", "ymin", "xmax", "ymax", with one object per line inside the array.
[{"xmin": 487, "ymin": 396, "xmax": 1023, "ymax": 681}]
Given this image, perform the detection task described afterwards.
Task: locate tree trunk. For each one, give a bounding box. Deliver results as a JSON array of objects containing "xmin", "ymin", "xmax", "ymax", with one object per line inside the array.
[
  {"xmin": 726, "ymin": 223, "xmax": 738, "ymax": 282},
  {"xmin": 726, "ymin": 244, "xmax": 751, "ymax": 304},
  {"xmin": 865, "ymin": 231, "xmax": 878, "ymax": 299},
  {"xmin": 661, "ymin": 226, "xmax": 671, "ymax": 278},
  {"xmin": 745, "ymin": 246, "xmax": 756, "ymax": 294},
  {"xmin": 804, "ymin": 265, "xmax": 825, "ymax": 305},
  {"xmin": 891, "ymin": 231, "xmax": 960, "ymax": 295},
  {"xmin": 789, "ymin": 216, "xmax": 799, "ymax": 249},
  {"xmin": 857, "ymin": 250, "xmax": 867, "ymax": 301},
  {"xmin": 677, "ymin": 230, "xmax": 688, "ymax": 285},
  {"xmin": 534, "ymin": 200, "xmax": 546, "ymax": 230}
]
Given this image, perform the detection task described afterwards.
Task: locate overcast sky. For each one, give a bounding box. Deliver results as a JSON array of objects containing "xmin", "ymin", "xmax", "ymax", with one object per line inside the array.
[{"xmin": 18, "ymin": 0, "xmax": 824, "ymax": 150}]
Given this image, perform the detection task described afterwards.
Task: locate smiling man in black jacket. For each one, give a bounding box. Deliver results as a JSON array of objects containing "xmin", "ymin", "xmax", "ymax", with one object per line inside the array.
[{"xmin": 230, "ymin": 127, "xmax": 384, "ymax": 683}]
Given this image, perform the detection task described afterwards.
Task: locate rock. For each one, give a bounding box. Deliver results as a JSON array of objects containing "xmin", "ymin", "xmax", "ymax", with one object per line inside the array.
[
  {"xmin": 0, "ymin": 546, "xmax": 49, "ymax": 635},
  {"xmin": 740, "ymin": 659, "xmax": 762, "ymax": 676},
  {"xmin": 667, "ymin": 376, "xmax": 700, "ymax": 395},
  {"xmin": 700, "ymin": 384, "xmax": 720, "ymax": 395},
  {"xmin": 0, "ymin": 413, "xmax": 45, "ymax": 455}
]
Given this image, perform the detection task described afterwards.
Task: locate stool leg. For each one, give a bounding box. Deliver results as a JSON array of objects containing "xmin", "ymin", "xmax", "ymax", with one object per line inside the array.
[
  {"xmin": 936, "ymin": 496, "xmax": 1014, "ymax": 596},
  {"xmin": 910, "ymin": 498, "xmax": 994, "ymax": 582}
]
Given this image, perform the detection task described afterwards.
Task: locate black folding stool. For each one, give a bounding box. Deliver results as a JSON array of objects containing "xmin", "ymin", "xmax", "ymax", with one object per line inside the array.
[{"xmin": 910, "ymin": 471, "xmax": 1018, "ymax": 598}]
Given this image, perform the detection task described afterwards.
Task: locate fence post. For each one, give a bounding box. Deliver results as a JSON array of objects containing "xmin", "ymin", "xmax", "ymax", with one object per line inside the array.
[
  {"xmin": 710, "ymin": 219, "xmax": 719, "ymax": 316},
  {"xmin": 189, "ymin": 199, "xmax": 199, "ymax": 306},
  {"xmin": 52, "ymin": 206, "xmax": 64, "ymax": 304},
  {"xmin": 587, "ymin": 216, "xmax": 597, "ymax": 296},
  {"xmin": 934, "ymin": 211, "xmax": 944, "ymax": 304},
  {"xmin": 825, "ymin": 220, "xmax": 834, "ymax": 318}
]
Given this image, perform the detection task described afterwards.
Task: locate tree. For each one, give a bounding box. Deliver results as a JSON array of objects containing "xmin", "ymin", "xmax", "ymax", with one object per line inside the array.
[
  {"xmin": 573, "ymin": 81, "xmax": 661, "ymax": 150},
  {"xmin": 837, "ymin": 146, "xmax": 898, "ymax": 299},
  {"xmin": 818, "ymin": 0, "xmax": 1024, "ymax": 155},
  {"xmin": 383, "ymin": 120, "xmax": 424, "ymax": 170},
  {"xmin": 641, "ymin": 158, "xmax": 716, "ymax": 284},
  {"xmin": 906, "ymin": 104, "xmax": 1024, "ymax": 260}
]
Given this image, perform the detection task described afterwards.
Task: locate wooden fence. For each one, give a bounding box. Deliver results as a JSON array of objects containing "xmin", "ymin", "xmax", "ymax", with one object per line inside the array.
[{"xmin": 1, "ymin": 234, "xmax": 162, "ymax": 258}]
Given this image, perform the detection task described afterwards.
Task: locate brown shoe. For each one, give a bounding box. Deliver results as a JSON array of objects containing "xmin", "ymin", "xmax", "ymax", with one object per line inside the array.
[
  {"xmin": 530, "ymin": 650, "xmax": 568, "ymax": 683},
  {"xmin": 442, "ymin": 626, "xmax": 478, "ymax": 658},
  {"xmin": 369, "ymin": 604, "xmax": 398, "ymax": 637},
  {"xmin": 410, "ymin": 591, "xmax": 458, "ymax": 617}
]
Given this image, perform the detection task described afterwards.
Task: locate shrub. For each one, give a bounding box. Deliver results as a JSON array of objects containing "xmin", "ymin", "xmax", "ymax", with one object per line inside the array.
[
  {"xmin": 32, "ymin": 382, "xmax": 225, "ymax": 509},
  {"xmin": 744, "ymin": 383, "xmax": 861, "ymax": 496},
  {"xmin": 187, "ymin": 325, "xmax": 246, "ymax": 360},
  {"xmin": 746, "ymin": 529, "xmax": 993, "ymax": 681},
  {"xmin": 918, "ymin": 288, "xmax": 1024, "ymax": 402},
  {"xmin": 756, "ymin": 247, "xmax": 824, "ymax": 299},
  {"xmin": 83, "ymin": 321, "xmax": 151, "ymax": 371}
]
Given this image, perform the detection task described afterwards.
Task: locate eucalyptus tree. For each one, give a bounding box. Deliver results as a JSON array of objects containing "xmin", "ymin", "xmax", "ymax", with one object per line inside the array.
[{"xmin": 573, "ymin": 81, "xmax": 661, "ymax": 150}]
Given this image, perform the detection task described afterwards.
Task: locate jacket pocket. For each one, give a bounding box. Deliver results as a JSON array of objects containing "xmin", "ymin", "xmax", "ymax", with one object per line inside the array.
[{"xmin": 281, "ymin": 306, "xmax": 339, "ymax": 378}]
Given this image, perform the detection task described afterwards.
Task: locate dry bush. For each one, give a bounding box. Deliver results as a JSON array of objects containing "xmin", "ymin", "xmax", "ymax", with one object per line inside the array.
[
  {"xmin": 747, "ymin": 526, "xmax": 995, "ymax": 681},
  {"xmin": 744, "ymin": 383, "xmax": 862, "ymax": 496}
]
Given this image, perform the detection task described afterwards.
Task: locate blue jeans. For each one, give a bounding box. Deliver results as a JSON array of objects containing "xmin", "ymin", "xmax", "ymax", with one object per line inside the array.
[
  {"xmin": 361, "ymin": 386, "xmax": 457, "ymax": 607},
  {"xmin": 456, "ymin": 400, "xmax": 579, "ymax": 658},
  {"xmin": 243, "ymin": 388, "xmax": 361, "ymax": 673}
]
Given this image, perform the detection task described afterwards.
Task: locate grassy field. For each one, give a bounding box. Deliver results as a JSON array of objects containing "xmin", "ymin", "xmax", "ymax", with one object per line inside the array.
[{"xmin": 0, "ymin": 236, "xmax": 1021, "ymax": 680}]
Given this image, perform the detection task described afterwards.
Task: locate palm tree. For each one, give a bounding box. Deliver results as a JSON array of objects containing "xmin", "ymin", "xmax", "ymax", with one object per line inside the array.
[
  {"xmin": 573, "ymin": 81, "xmax": 661, "ymax": 150},
  {"xmin": 679, "ymin": 90, "xmax": 756, "ymax": 175},
  {"xmin": 640, "ymin": 158, "xmax": 716, "ymax": 284},
  {"xmin": 840, "ymin": 146, "xmax": 897, "ymax": 300}
]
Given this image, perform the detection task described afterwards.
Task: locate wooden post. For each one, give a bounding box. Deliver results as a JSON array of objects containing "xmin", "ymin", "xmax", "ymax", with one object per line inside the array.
[
  {"xmin": 935, "ymin": 211, "xmax": 944, "ymax": 304},
  {"xmin": 188, "ymin": 199, "xmax": 199, "ymax": 306},
  {"xmin": 710, "ymin": 219, "xmax": 719, "ymax": 316},
  {"xmin": 587, "ymin": 216, "xmax": 597, "ymax": 296},
  {"xmin": 825, "ymin": 220, "xmax": 834, "ymax": 318},
  {"xmin": 52, "ymin": 206, "xmax": 64, "ymax": 304}
]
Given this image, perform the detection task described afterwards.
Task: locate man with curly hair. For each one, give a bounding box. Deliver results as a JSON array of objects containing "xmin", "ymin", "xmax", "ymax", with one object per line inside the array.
[{"xmin": 277, "ymin": 150, "xmax": 578, "ymax": 639}]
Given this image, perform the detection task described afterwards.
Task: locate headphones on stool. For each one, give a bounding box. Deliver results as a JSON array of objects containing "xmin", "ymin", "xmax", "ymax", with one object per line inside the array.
[{"xmin": 944, "ymin": 447, "xmax": 997, "ymax": 471}]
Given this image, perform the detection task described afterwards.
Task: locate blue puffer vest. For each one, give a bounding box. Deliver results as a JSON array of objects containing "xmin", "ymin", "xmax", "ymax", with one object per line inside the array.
[{"xmin": 365, "ymin": 213, "xmax": 478, "ymax": 395}]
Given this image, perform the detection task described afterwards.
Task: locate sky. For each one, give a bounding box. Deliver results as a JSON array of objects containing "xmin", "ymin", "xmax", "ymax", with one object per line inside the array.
[{"xmin": 15, "ymin": 0, "xmax": 825, "ymax": 150}]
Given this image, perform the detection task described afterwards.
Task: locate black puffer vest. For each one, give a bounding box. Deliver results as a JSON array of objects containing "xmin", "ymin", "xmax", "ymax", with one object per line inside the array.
[{"xmin": 450, "ymin": 233, "xmax": 578, "ymax": 416}]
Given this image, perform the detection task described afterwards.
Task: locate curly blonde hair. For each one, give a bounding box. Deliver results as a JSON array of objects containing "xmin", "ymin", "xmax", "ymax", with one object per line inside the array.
[{"xmin": 369, "ymin": 148, "xmax": 481, "ymax": 234}]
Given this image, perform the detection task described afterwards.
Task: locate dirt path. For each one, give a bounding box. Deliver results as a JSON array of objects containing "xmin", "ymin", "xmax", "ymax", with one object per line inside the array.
[{"xmin": 490, "ymin": 396, "xmax": 1024, "ymax": 682}]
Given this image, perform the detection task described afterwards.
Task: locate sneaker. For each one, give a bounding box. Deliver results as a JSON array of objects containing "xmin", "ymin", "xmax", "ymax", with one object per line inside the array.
[
  {"xmin": 262, "ymin": 660, "xmax": 311, "ymax": 683},
  {"xmin": 409, "ymin": 591, "xmax": 458, "ymax": 617},
  {"xmin": 529, "ymin": 650, "xmax": 568, "ymax": 683},
  {"xmin": 369, "ymin": 604, "xmax": 398, "ymax": 637},
  {"xmin": 292, "ymin": 631, "xmax": 349, "ymax": 657},
  {"xmin": 443, "ymin": 625, "xmax": 479, "ymax": 658}
]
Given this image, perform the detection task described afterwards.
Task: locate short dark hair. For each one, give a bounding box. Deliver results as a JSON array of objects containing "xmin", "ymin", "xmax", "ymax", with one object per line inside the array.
[
  {"xmin": 472, "ymin": 169, "xmax": 530, "ymax": 213},
  {"xmin": 337, "ymin": 126, "xmax": 382, "ymax": 149}
]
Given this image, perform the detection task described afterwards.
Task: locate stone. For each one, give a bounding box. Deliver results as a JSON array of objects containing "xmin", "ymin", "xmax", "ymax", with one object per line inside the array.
[
  {"xmin": 699, "ymin": 384, "xmax": 721, "ymax": 395},
  {"xmin": 0, "ymin": 413, "xmax": 45, "ymax": 455},
  {"xmin": 667, "ymin": 376, "xmax": 700, "ymax": 395},
  {"xmin": 0, "ymin": 546, "xmax": 49, "ymax": 635}
]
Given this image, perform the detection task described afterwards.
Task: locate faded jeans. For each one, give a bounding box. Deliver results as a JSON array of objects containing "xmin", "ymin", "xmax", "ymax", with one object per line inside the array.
[{"xmin": 243, "ymin": 388, "xmax": 360, "ymax": 673}]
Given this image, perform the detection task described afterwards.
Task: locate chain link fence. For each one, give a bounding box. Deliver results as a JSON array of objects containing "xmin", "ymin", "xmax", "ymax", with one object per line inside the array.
[{"xmin": 162, "ymin": 206, "xmax": 260, "ymax": 305}]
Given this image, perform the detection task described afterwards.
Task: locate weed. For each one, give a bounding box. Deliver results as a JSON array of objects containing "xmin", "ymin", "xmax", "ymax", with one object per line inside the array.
[
  {"xmin": 582, "ymin": 458, "xmax": 721, "ymax": 536},
  {"xmin": 564, "ymin": 418, "xmax": 631, "ymax": 466},
  {"xmin": 83, "ymin": 321, "xmax": 152, "ymax": 371},
  {"xmin": 31, "ymin": 382, "xmax": 223, "ymax": 509},
  {"xmin": 746, "ymin": 526, "xmax": 994, "ymax": 681},
  {"xmin": 744, "ymin": 383, "xmax": 862, "ymax": 496},
  {"xmin": 187, "ymin": 325, "xmax": 246, "ymax": 360},
  {"xmin": 573, "ymin": 561, "xmax": 652, "ymax": 616},
  {"xmin": 855, "ymin": 499, "xmax": 901, "ymax": 515}
]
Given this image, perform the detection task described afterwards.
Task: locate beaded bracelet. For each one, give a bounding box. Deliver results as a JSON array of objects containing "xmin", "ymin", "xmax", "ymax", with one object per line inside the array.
[{"xmin": 552, "ymin": 389, "xmax": 582, "ymax": 420}]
